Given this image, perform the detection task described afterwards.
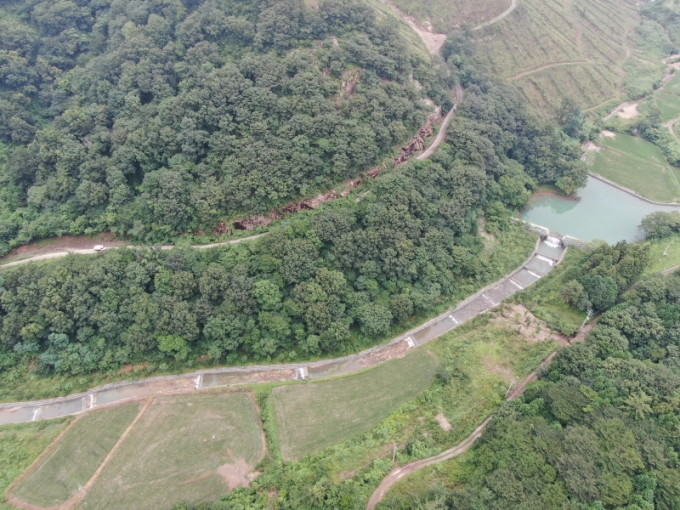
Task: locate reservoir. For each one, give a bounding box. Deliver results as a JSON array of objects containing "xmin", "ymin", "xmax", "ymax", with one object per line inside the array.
[{"xmin": 521, "ymin": 176, "xmax": 680, "ymax": 244}]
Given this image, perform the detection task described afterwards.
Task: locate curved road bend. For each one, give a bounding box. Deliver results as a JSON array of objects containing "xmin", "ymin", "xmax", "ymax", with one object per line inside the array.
[
  {"xmin": 0, "ymin": 236, "xmax": 565, "ymax": 425},
  {"xmin": 417, "ymin": 84, "xmax": 465, "ymax": 161}
]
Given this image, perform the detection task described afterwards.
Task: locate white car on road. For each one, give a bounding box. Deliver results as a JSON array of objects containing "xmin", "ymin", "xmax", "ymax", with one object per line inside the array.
[{"xmin": 93, "ymin": 245, "xmax": 107, "ymax": 252}]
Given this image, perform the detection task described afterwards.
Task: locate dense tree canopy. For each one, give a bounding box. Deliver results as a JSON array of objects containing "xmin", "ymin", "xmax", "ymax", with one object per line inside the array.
[{"xmin": 0, "ymin": 0, "xmax": 451, "ymax": 252}]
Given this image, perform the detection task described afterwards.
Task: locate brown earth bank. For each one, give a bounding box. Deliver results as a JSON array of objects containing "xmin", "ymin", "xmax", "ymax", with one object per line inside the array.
[
  {"xmin": 232, "ymin": 104, "xmax": 448, "ymax": 231},
  {"xmin": 3, "ymin": 233, "xmax": 126, "ymax": 261}
]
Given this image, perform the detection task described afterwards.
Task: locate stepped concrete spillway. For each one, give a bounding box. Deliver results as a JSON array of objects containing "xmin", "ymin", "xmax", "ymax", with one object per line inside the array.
[{"xmin": 0, "ymin": 235, "xmax": 567, "ymax": 425}]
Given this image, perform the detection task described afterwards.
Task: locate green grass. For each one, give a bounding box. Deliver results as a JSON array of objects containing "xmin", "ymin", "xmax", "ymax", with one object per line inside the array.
[
  {"xmin": 641, "ymin": 233, "xmax": 680, "ymax": 276},
  {"xmin": 11, "ymin": 403, "xmax": 140, "ymax": 508},
  {"xmin": 516, "ymin": 248, "xmax": 589, "ymax": 335},
  {"xmin": 655, "ymin": 92, "xmax": 680, "ymax": 122},
  {"xmin": 588, "ymin": 132, "xmax": 680, "ymax": 202},
  {"xmin": 663, "ymin": 72, "xmax": 680, "ymax": 96},
  {"xmin": 363, "ymin": 0, "xmax": 430, "ymax": 60},
  {"xmin": 0, "ymin": 419, "xmax": 69, "ymax": 510},
  {"xmin": 272, "ymin": 349, "xmax": 437, "ymax": 460},
  {"xmin": 80, "ymin": 393, "xmax": 264, "ymax": 510}
]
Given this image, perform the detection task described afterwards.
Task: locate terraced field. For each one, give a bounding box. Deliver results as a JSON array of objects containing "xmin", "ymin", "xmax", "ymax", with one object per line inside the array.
[
  {"xmin": 472, "ymin": 0, "xmax": 639, "ymax": 115},
  {"xmin": 10, "ymin": 404, "xmax": 141, "ymax": 508}
]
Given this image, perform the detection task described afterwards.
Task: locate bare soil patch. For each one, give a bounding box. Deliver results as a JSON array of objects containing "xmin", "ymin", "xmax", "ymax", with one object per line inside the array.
[
  {"xmin": 600, "ymin": 129, "xmax": 617, "ymax": 138},
  {"xmin": 583, "ymin": 141, "xmax": 601, "ymax": 152},
  {"xmin": 217, "ymin": 458, "xmax": 260, "ymax": 491},
  {"xmin": 492, "ymin": 304, "xmax": 570, "ymax": 346},
  {"xmin": 1, "ymin": 233, "xmax": 125, "ymax": 264},
  {"xmin": 379, "ymin": 0, "xmax": 446, "ymax": 54},
  {"xmin": 435, "ymin": 413, "xmax": 452, "ymax": 431},
  {"xmin": 618, "ymin": 102, "xmax": 639, "ymax": 119}
]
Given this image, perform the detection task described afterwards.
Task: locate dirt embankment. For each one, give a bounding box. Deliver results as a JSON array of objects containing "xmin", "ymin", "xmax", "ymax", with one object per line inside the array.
[
  {"xmin": 233, "ymin": 100, "xmax": 453, "ymax": 232},
  {"xmin": 378, "ymin": 0, "xmax": 447, "ymax": 55}
]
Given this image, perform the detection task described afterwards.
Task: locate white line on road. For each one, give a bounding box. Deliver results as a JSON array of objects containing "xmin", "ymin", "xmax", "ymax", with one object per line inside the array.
[
  {"xmin": 448, "ymin": 315, "xmax": 459, "ymax": 324},
  {"xmin": 482, "ymin": 293, "xmax": 499, "ymax": 306}
]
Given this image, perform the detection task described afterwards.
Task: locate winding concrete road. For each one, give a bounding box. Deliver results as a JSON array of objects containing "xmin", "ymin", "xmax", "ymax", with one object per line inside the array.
[{"xmin": 472, "ymin": 0, "xmax": 518, "ymax": 31}]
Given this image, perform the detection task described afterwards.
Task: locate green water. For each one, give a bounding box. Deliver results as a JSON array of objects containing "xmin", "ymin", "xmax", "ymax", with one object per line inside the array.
[{"xmin": 521, "ymin": 177, "xmax": 680, "ymax": 243}]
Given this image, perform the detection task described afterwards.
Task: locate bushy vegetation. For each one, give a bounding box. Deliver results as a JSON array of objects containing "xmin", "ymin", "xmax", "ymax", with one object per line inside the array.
[
  {"xmin": 560, "ymin": 241, "xmax": 650, "ymax": 314},
  {"xmin": 519, "ymin": 242, "xmax": 649, "ymax": 336},
  {"xmin": 0, "ymin": 0, "xmax": 452, "ymax": 252},
  {"xmin": 641, "ymin": 211, "xmax": 680, "ymax": 239},
  {"xmin": 377, "ymin": 263, "xmax": 680, "ymax": 510}
]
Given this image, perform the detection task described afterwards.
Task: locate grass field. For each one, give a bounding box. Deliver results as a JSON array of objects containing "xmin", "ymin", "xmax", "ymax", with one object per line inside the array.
[
  {"xmin": 11, "ymin": 403, "xmax": 140, "ymax": 508},
  {"xmin": 295, "ymin": 308, "xmax": 558, "ymax": 487},
  {"xmin": 641, "ymin": 233, "xmax": 680, "ymax": 276},
  {"xmin": 80, "ymin": 393, "xmax": 264, "ymax": 510},
  {"xmin": 656, "ymin": 92, "xmax": 680, "ymax": 122},
  {"xmin": 664, "ymin": 72, "xmax": 680, "ymax": 96},
  {"xmin": 0, "ymin": 419, "xmax": 69, "ymax": 510},
  {"xmin": 272, "ymin": 349, "xmax": 437, "ymax": 460},
  {"xmin": 587, "ymin": 132, "xmax": 680, "ymax": 203}
]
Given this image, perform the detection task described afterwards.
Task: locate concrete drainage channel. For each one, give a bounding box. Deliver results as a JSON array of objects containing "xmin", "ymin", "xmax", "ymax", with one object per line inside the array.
[{"xmin": 0, "ymin": 234, "xmax": 568, "ymax": 426}]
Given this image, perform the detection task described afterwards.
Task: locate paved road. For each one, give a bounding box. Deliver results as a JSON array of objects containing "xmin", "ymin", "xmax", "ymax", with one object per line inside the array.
[
  {"xmin": 0, "ymin": 236, "xmax": 565, "ymax": 425},
  {"xmin": 0, "ymin": 234, "xmax": 268, "ymax": 269}
]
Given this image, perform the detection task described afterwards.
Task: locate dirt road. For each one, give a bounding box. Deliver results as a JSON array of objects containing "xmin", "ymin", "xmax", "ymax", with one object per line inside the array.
[
  {"xmin": 417, "ymin": 84, "xmax": 464, "ymax": 160},
  {"xmin": 472, "ymin": 0, "xmax": 517, "ymax": 31},
  {"xmin": 0, "ymin": 234, "xmax": 268, "ymax": 269},
  {"xmin": 511, "ymin": 60, "xmax": 592, "ymax": 81}
]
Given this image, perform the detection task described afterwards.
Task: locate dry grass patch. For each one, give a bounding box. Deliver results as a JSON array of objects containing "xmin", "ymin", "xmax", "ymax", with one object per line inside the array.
[{"xmin": 79, "ymin": 393, "xmax": 264, "ymax": 510}]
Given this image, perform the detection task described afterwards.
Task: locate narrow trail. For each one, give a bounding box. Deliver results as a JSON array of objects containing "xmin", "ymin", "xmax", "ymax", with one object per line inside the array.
[
  {"xmin": 472, "ymin": 0, "xmax": 517, "ymax": 31},
  {"xmin": 510, "ymin": 60, "xmax": 593, "ymax": 81},
  {"xmin": 665, "ymin": 116, "xmax": 680, "ymax": 144}
]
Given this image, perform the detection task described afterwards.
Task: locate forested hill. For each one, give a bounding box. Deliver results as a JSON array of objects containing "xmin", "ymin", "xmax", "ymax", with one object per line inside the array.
[{"xmin": 0, "ymin": 0, "xmax": 450, "ymax": 252}]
